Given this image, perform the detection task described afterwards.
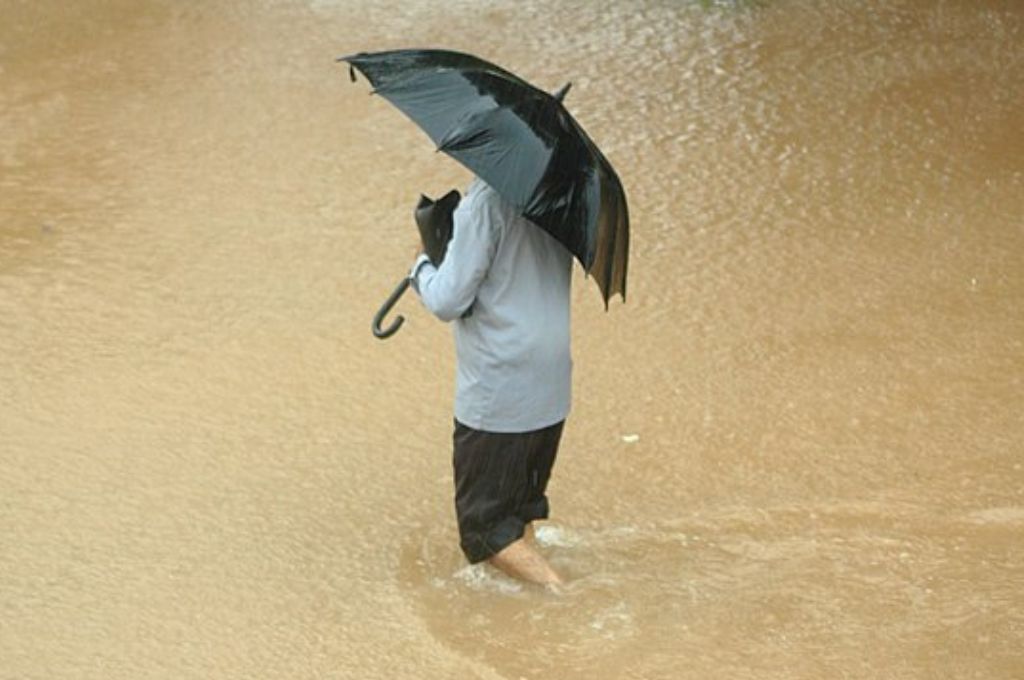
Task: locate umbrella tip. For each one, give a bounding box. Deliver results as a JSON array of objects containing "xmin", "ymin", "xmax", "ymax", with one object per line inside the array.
[{"xmin": 553, "ymin": 82, "xmax": 571, "ymax": 103}]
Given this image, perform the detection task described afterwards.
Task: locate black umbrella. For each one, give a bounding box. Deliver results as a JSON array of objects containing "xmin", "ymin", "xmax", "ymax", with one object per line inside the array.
[{"xmin": 341, "ymin": 49, "xmax": 629, "ymax": 334}]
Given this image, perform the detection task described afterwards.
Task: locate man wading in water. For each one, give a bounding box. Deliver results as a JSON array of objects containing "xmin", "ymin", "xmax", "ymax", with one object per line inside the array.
[{"xmin": 411, "ymin": 177, "xmax": 572, "ymax": 587}]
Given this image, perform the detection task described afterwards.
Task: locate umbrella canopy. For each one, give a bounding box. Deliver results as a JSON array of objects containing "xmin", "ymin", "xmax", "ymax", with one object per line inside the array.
[{"xmin": 340, "ymin": 48, "xmax": 629, "ymax": 305}]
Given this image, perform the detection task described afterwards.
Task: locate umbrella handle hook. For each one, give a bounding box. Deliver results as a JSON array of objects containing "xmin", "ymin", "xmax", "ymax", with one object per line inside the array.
[{"xmin": 372, "ymin": 277, "xmax": 411, "ymax": 339}]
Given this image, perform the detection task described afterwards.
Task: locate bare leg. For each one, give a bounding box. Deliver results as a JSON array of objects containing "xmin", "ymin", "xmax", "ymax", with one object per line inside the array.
[
  {"xmin": 488, "ymin": 535, "xmax": 563, "ymax": 586},
  {"xmin": 523, "ymin": 522, "xmax": 536, "ymax": 545}
]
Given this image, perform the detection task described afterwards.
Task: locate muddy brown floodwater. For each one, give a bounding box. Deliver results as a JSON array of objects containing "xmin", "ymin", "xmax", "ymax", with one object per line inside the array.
[{"xmin": 2, "ymin": 1, "xmax": 1022, "ymax": 678}]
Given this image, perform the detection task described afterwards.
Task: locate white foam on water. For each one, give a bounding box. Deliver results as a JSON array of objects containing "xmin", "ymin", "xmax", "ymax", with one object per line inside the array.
[
  {"xmin": 534, "ymin": 524, "xmax": 582, "ymax": 548},
  {"xmin": 587, "ymin": 601, "xmax": 637, "ymax": 640},
  {"xmin": 964, "ymin": 507, "xmax": 1024, "ymax": 525},
  {"xmin": 452, "ymin": 563, "xmax": 525, "ymax": 595}
]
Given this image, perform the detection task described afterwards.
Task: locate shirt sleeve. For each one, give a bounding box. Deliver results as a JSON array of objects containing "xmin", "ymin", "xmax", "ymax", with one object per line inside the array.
[
  {"xmin": 409, "ymin": 253, "xmax": 432, "ymax": 282},
  {"xmin": 410, "ymin": 190, "xmax": 500, "ymax": 322}
]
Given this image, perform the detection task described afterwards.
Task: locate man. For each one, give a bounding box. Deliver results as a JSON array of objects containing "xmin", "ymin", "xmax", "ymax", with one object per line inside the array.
[{"xmin": 410, "ymin": 177, "xmax": 572, "ymax": 586}]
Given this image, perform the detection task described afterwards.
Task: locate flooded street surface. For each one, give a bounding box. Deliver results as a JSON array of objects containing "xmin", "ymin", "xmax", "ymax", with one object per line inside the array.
[{"xmin": 2, "ymin": 1, "xmax": 1022, "ymax": 678}]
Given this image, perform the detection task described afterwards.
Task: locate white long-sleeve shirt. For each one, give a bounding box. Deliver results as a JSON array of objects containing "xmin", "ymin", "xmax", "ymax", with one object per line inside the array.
[{"xmin": 410, "ymin": 180, "xmax": 572, "ymax": 433}]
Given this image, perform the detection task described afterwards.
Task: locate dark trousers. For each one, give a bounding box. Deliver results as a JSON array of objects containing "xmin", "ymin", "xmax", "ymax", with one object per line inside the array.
[{"xmin": 452, "ymin": 419, "xmax": 565, "ymax": 564}]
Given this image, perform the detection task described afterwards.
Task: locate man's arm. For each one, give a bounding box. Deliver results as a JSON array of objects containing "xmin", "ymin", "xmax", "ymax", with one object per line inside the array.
[{"xmin": 410, "ymin": 192, "xmax": 499, "ymax": 322}]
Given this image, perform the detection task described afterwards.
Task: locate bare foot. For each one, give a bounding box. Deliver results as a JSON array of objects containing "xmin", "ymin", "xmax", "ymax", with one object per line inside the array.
[{"xmin": 488, "ymin": 537, "xmax": 563, "ymax": 586}]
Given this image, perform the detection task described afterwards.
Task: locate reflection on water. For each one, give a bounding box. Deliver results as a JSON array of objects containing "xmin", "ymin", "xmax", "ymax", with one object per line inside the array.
[{"xmin": 2, "ymin": 1, "xmax": 1022, "ymax": 678}]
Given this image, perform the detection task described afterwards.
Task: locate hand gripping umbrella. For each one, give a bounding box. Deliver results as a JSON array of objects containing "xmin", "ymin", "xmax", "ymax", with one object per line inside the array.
[{"xmin": 341, "ymin": 49, "xmax": 629, "ymax": 338}]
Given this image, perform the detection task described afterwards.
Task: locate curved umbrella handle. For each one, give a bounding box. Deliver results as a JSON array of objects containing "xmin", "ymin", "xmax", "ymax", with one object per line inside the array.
[{"xmin": 372, "ymin": 277, "xmax": 412, "ymax": 339}]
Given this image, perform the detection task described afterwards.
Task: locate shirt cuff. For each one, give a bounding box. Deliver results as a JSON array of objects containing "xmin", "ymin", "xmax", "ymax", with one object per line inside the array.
[{"xmin": 409, "ymin": 253, "xmax": 434, "ymax": 292}]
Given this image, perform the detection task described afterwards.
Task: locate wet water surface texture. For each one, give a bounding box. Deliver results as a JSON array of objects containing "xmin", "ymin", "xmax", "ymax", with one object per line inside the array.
[{"xmin": 2, "ymin": 1, "xmax": 1022, "ymax": 678}]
